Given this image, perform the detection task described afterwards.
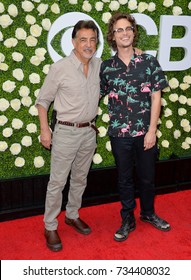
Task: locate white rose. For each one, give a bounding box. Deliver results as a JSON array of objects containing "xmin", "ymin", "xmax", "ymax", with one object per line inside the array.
[
  {"xmin": 0, "ymin": 141, "xmax": 8, "ymax": 152},
  {"xmin": 37, "ymin": 3, "xmax": 48, "ymax": 15},
  {"xmin": 164, "ymin": 108, "xmax": 172, "ymax": 117},
  {"xmin": 25, "ymin": 35, "xmax": 38, "ymax": 47},
  {"xmin": 102, "ymin": 12, "xmax": 112, "ymax": 24},
  {"xmin": 68, "ymin": 0, "xmax": 78, "ymax": 4},
  {"xmin": 166, "ymin": 120, "xmax": 173, "ymax": 129},
  {"xmin": 29, "ymin": 105, "xmax": 38, "ymax": 116},
  {"xmin": 82, "ymin": 1, "xmax": 92, "ymax": 12},
  {"xmin": 169, "ymin": 93, "xmax": 178, "ymax": 102},
  {"xmin": 10, "ymin": 99, "xmax": 21, "ymax": 111},
  {"xmin": 42, "ymin": 18, "xmax": 51, "ymax": 31},
  {"xmin": 161, "ymin": 140, "xmax": 169, "ymax": 148},
  {"xmin": 0, "ymin": 14, "xmax": 13, "ymax": 28},
  {"xmin": 162, "ymin": 86, "xmax": 170, "ymax": 92},
  {"xmin": 180, "ymin": 119, "xmax": 190, "ymax": 128},
  {"xmin": 102, "ymin": 113, "xmax": 110, "ymax": 123},
  {"xmin": 97, "ymin": 107, "xmax": 102, "ymax": 116},
  {"xmin": 19, "ymin": 85, "xmax": 30, "ymax": 97},
  {"xmin": 51, "ymin": 3, "xmax": 60, "ymax": 14},
  {"xmin": 26, "ymin": 123, "xmax": 37, "ymax": 133},
  {"xmin": 34, "ymin": 156, "xmax": 45, "ymax": 168},
  {"xmin": 173, "ymin": 130, "xmax": 181, "ymax": 139},
  {"xmin": 187, "ymin": 98, "xmax": 191, "ymax": 106},
  {"xmin": 30, "ymin": 55, "xmax": 41, "ymax": 66},
  {"xmin": 0, "ymin": 115, "xmax": 8, "ymax": 126},
  {"xmin": 185, "ymin": 137, "xmax": 191, "ymax": 145},
  {"xmin": 103, "ymin": 95, "xmax": 108, "ymax": 105},
  {"xmin": 128, "ymin": 0, "xmax": 138, "ymax": 10},
  {"xmin": 109, "ymin": 1, "xmax": 120, "ymax": 11},
  {"xmin": 106, "ymin": 141, "xmax": 112, "ymax": 151},
  {"xmin": 179, "ymin": 83, "xmax": 190, "ymax": 91},
  {"xmin": 138, "ymin": 2, "xmax": 148, "ymax": 13},
  {"xmin": 29, "ymin": 73, "xmax": 40, "ymax": 84},
  {"xmin": 161, "ymin": 98, "xmax": 167, "ymax": 106},
  {"xmin": 8, "ymin": 4, "xmax": 18, "ymax": 17},
  {"xmin": 21, "ymin": 135, "xmax": 32, "ymax": 147},
  {"xmin": 93, "ymin": 153, "xmax": 102, "ymax": 164},
  {"xmin": 95, "ymin": 2, "xmax": 104, "ymax": 11},
  {"xmin": 0, "ymin": 63, "xmax": 8, "ymax": 71},
  {"xmin": 148, "ymin": 2, "xmax": 156, "ymax": 12},
  {"xmin": 3, "ymin": 127, "xmax": 13, "ymax": 138},
  {"xmin": 13, "ymin": 68, "xmax": 24, "ymax": 81},
  {"xmin": 173, "ymin": 6, "xmax": 182, "ymax": 16},
  {"xmin": 168, "ymin": 77, "xmax": 179, "ymax": 89},
  {"xmin": 189, "ymin": 2, "xmax": 191, "ymax": 10},
  {"xmin": 0, "ymin": 52, "xmax": 5, "ymax": 62},
  {"xmin": 12, "ymin": 118, "xmax": 23, "ymax": 129},
  {"xmin": 43, "ymin": 64, "xmax": 50, "ymax": 74},
  {"xmin": 21, "ymin": 96, "xmax": 32, "ymax": 107},
  {"xmin": 35, "ymin": 47, "xmax": 47, "ymax": 59},
  {"xmin": 163, "ymin": 0, "xmax": 173, "ymax": 8},
  {"xmin": 0, "ymin": 3, "xmax": 5, "ymax": 13},
  {"xmin": 98, "ymin": 126, "xmax": 107, "ymax": 137},
  {"xmin": 0, "ymin": 98, "xmax": 9, "ymax": 111},
  {"xmin": 30, "ymin": 24, "xmax": 42, "ymax": 37},
  {"xmin": 15, "ymin": 157, "xmax": 25, "ymax": 167},
  {"xmin": 12, "ymin": 52, "xmax": 24, "ymax": 62},
  {"xmin": 34, "ymin": 89, "xmax": 40, "ymax": 98},
  {"xmin": 2, "ymin": 80, "xmax": 16, "ymax": 93},
  {"xmin": 25, "ymin": 15, "xmax": 36, "ymax": 25},
  {"xmin": 183, "ymin": 125, "xmax": 191, "ymax": 133},
  {"xmin": 156, "ymin": 129, "xmax": 162, "ymax": 138},
  {"xmin": 181, "ymin": 142, "xmax": 190, "ymax": 150},
  {"xmin": 183, "ymin": 75, "xmax": 191, "ymax": 84},
  {"xmin": 0, "ymin": 31, "xmax": 3, "ymax": 41},
  {"xmin": 118, "ymin": 0, "xmax": 128, "ymax": 4},
  {"xmin": 10, "ymin": 143, "xmax": 22, "ymax": 155},
  {"xmin": 157, "ymin": 118, "xmax": 162, "ymax": 125},
  {"xmin": 15, "ymin": 28, "xmax": 27, "ymax": 40},
  {"xmin": 179, "ymin": 95, "xmax": 187, "ymax": 104},
  {"xmin": 178, "ymin": 108, "xmax": 187, "ymax": 116},
  {"xmin": 22, "ymin": 1, "xmax": 34, "ymax": 12},
  {"xmin": 4, "ymin": 38, "xmax": 18, "ymax": 48}
]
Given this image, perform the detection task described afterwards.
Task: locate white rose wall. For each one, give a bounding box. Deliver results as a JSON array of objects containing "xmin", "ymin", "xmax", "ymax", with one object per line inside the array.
[{"xmin": 0, "ymin": 0, "xmax": 191, "ymax": 220}]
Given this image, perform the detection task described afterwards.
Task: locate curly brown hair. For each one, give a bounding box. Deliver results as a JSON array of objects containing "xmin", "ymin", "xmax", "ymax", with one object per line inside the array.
[{"xmin": 107, "ymin": 12, "xmax": 138, "ymax": 51}]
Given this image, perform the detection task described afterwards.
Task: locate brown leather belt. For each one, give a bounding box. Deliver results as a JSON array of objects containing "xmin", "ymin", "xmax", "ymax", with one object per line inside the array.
[{"xmin": 58, "ymin": 120, "xmax": 99, "ymax": 134}]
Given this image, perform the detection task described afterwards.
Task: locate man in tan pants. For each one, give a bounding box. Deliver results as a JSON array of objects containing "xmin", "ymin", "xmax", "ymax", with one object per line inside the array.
[{"xmin": 36, "ymin": 20, "xmax": 101, "ymax": 252}]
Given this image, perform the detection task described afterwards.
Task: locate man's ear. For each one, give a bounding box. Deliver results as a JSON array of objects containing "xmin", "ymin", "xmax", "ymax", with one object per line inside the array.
[{"xmin": 72, "ymin": 38, "xmax": 76, "ymax": 48}]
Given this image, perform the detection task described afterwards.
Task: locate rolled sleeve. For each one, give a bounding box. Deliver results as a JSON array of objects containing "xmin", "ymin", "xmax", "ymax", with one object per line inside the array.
[{"xmin": 35, "ymin": 64, "xmax": 59, "ymax": 110}]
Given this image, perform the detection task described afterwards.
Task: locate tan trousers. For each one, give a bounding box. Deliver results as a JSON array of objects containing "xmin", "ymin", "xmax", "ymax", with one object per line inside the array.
[{"xmin": 44, "ymin": 123, "xmax": 97, "ymax": 230}]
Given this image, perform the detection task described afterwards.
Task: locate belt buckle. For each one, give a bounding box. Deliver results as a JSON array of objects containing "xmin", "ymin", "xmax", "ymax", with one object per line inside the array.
[{"xmin": 75, "ymin": 123, "xmax": 80, "ymax": 128}]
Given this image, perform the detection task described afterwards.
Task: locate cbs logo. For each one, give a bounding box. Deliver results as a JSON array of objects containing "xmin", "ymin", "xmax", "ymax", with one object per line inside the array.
[{"xmin": 47, "ymin": 12, "xmax": 104, "ymax": 62}]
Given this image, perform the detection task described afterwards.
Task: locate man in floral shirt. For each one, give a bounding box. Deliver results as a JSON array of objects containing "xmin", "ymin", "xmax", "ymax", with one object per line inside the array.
[{"xmin": 100, "ymin": 12, "xmax": 171, "ymax": 242}]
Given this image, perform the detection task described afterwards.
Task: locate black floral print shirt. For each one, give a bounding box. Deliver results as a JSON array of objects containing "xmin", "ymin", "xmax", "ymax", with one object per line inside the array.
[{"xmin": 100, "ymin": 52, "xmax": 168, "ymax": 138}]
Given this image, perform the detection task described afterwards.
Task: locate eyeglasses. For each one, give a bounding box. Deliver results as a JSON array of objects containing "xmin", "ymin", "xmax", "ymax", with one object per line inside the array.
[{"xmin": 113, "ymin": 26, "xmax": 134, "ymax": 34}]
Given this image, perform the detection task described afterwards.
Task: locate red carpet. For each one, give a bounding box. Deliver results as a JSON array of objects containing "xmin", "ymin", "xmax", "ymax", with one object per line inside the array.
[{"xmin": 0, "ymin": 190, "xmax": 191, "ymax": 260}]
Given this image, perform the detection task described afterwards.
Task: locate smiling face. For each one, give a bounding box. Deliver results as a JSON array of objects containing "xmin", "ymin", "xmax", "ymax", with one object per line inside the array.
[
  {"xmin": 112, "ymin": 18, "xmax": 135, "ymax": 50},
  {"xmin": 72, "ymin": 28, "xmax": 97, "ymax": 63}
]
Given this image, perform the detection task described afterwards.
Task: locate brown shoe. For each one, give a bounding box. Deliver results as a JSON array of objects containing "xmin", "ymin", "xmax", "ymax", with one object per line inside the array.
[
  {"xmin": 65, "ymin": 217, "xmax": 91, "ymax": 235},
  {"xmin": 44, "ymin": 229, "xmax": 62, "ymax": 252}
]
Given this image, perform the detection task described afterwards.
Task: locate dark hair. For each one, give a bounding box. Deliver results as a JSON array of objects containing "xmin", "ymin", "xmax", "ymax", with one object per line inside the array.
[
  {"xmin": 107, "ymin": 12, "xmax": 138, "ymax": 51},
  {"xmin": 72, "ymin": 20, "xmax": 99, "ymax": 44}
]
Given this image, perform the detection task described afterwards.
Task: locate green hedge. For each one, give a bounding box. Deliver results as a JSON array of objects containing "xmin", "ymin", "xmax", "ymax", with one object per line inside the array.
[{"xmin": 0, "ymin": 0, "xmax": 191, "ymax": 180}]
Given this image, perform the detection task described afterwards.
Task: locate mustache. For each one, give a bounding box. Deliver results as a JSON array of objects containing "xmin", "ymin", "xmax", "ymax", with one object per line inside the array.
[{"xmin": 84, "ymin": 48, "xmax": 93, "ymax": 51}]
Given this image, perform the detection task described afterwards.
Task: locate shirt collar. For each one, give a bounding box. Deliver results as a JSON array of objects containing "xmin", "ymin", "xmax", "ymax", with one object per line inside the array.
[{"xmin": 70, "ymin": 49, "xmax": 94, "ymax": 69}]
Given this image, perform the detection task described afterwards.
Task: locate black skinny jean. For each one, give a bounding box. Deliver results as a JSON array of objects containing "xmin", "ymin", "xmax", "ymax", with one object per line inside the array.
[{"xmin": 110, "ymin": 135, "xmax": 158, "ymax": 220}]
